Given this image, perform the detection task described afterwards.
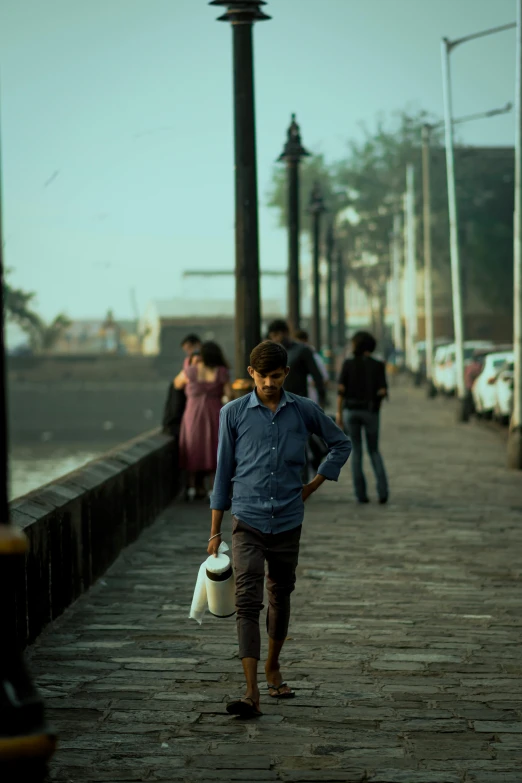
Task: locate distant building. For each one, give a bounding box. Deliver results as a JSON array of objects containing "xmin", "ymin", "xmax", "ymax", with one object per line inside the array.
[
  {"xmin": 140, "ymin": 297, "xmax": 286, "ymax": 368},
  {"xmin": 51, "ymin": 318, "xmax": 140, "ymax": 355}
]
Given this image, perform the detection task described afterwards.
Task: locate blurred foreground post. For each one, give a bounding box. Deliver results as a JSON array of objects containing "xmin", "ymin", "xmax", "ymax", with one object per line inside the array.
[
  {"xmin": 0, "ymin": 126, "xmax": 55, "ymax": 772},
  {"xmin": 210, "ymin": 0, "xmax": 269, "ymax": 386},
  {"xmin": 508, "ymin": 0, "xmax": 522, "ymax": 469},
  {"xmin": 278, "ymin": 114, "xmax": 309, "ymax": 333}
]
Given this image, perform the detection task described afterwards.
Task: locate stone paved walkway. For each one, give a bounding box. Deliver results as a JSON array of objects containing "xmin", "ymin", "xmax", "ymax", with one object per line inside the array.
[{"xmin": 30, "ymin": 385, "xmax": 522, "ymax": 782}]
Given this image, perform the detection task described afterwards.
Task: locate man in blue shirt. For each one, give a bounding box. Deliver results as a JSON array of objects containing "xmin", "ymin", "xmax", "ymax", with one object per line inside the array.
[{"xmin": 208, "ymin": 340, "xmax": 351, "ymax": 718}]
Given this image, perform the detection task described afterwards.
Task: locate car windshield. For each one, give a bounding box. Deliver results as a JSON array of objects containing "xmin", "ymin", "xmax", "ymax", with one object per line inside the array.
[{"xmin": 493, "ymin": 358, "xmax": 509, "ymax": 369}]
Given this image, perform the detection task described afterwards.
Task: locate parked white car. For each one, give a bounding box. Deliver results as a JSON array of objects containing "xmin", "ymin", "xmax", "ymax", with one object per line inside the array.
[
  {"xmin": 493, "ymin": 361, "xmax": 515, "ymax": 425},
  {"xmin": 433, "ymin": 344, "xmax": 451, "ymax": 393},
  {"xmin": 472, "ymin": 351, "xmax": 514, "ymax": 418},
  {"xmin": 442, "ymin": 341, "xmax": 495, "ymax": 395}
]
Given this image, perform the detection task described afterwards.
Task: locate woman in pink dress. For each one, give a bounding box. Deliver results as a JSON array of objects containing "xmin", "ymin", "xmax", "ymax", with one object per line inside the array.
[{"xmin": 174, "ymin": 341, "xmax": 232, "ymax": 500}]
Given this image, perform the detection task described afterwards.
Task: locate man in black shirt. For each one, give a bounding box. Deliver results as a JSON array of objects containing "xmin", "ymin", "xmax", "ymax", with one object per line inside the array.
[
  {"xmin": 267, "ymin": 320, "xmax": 326, "ymax": 408},
  {"xmin": 337, "ymin": 331, "xmax": 389, "ymax": 504}
]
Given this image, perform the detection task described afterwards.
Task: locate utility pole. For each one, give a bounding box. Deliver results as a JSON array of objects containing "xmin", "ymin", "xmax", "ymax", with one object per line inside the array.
[
  {"xmin": 308, "ymin": 183, "xmax": 326, "ymax": 351},
  {"xmin": 391, "ymin": 214, "xmax": 403, "ymax": 355},
  {"xmin": 404, "ymin": 164, "xmax": 417, "ymax": 375},
  {"xmin": 508, "ymin": 0, "xmax": 522, "ymax": 469},
  {"xmin": 278, "ymin": 114, "xmax": 309, "ymax": 332},
  {"xmin": 422, "ymin": 125, "xmax": 436, "ymax": 396},
  {"xmin": 441, "ymin": 36, "xmax": 467, "ymax": 421},
  {"xmin": 210, "ymin": 0, "xmax": 269, "ymax": 382}
]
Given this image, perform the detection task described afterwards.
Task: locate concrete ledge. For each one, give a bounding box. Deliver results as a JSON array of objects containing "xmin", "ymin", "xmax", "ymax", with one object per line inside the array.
[{"xmin": 8, "ymin": 428, "xmax": 178, "ymax": 648}]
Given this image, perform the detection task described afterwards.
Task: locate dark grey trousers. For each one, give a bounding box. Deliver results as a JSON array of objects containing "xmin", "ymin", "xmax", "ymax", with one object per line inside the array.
[
  {"xmin": 232, "ymin": 517, "xmax": 301, "ymax": 660},
  {"xmin": 343, "ymin": 408, "xmax": 388, "ymax": 501}
]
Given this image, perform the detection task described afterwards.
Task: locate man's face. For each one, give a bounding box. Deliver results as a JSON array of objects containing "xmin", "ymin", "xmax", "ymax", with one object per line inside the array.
[
  {"xmin": 268, "ymin": 330, "xmax": 285, "ymax": 344},
  {"xmin": 248, "ymin": 366, "xmax": 289, "ymax": 399},
  {"xmin": 182, "ymin": 341, "xmax": 200, "ymax": 356}
]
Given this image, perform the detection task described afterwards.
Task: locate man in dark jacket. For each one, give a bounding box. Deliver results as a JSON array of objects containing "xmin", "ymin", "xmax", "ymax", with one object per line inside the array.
[
  {"xmin": 267, "ymin": 320, "xmax": 326, "ymax": 408},
  {"xmin": 337, "ymin": 331, "xmax": 389, "ymax": 504}
]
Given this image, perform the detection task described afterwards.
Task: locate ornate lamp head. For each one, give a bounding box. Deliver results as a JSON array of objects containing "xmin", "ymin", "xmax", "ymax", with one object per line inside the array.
[
  {"xmin": 209, "ymin": 0, "xmax": 271, "ymax": 23},
  {"xmin": 278, "ymin": 114, "xmax": 310, "ymax": 163}
]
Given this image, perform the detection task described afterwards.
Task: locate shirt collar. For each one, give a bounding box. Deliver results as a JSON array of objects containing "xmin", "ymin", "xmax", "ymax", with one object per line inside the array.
[{"xmin": 248, "ymin": 389, "xmax": 294, "ymax": 409}]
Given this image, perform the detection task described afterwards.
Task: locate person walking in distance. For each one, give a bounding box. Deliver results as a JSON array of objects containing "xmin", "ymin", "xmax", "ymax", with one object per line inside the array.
[
  {"xmin": 175, "ymin": 341, "xmax": 232, "ymax": 500},
  {"xmin": 337, "ymin": 331, "xmax": 389, "ymax": 504},
  {"xmin": 267, "ymin": 320, "xmax": 326, "ymax": 408},
  {"xmin": 209, "ymin": 341, "xmax": 351, "ymax": 718},
  {"xmin": 181, "ymin": 333, "xmax": 202, "ymax": 364},
  {"xmin": 294, "ymin": 329, "xmax": 329, "ymax": 404}
]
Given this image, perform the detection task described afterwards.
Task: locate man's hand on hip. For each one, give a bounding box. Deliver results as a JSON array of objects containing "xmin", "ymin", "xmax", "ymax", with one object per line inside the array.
[{"xmin": 302, "ymin": 473, "xmax": 327, "ymax": 502}]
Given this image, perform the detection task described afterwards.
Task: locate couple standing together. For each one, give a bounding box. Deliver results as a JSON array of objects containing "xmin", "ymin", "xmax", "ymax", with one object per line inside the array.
[{"xmin": 208, "ymin": 331, "xmax": 388, "ymax": 717}]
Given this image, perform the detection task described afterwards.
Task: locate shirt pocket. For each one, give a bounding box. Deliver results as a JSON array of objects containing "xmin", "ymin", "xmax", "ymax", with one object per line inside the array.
[{"xmin": 284, "ymin": 431, "xmax": 308, "ymax": 465}]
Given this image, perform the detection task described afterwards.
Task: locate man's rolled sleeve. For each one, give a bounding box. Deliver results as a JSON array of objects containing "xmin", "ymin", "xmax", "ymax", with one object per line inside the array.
[
  {"xmin": 209, "ymin": 405, "xmax": 236, "ymax": 511},
  {"xmin": 305, "ymin": 401, "xmax": 351, "ymax": 481}
]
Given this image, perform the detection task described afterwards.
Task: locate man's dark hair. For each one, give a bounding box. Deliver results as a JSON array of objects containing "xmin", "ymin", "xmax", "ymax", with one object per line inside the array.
[
  {"xmin": 294, "ymin": 329, "xmax": 309, "ymax": 342},
  {"xmin": 267, "ymin": 319, "xmax": 290, "ymax": 336},
  {"xmin": 250, "ymin": 340, "xmax": 288, "ymax": 373},
  {"xmin": 181, "ymin": 333, "xmax": 201, "ymax": 347},
  {"xmin": 352, "ymin": 331, "xmax": 376, "ymax": 356},
  {"xmin": 201, "ymin": 340, "xmax": 229, "ymax": 369}
]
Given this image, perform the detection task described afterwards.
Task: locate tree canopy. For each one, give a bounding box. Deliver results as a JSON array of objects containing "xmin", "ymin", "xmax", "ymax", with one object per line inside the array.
[
  {"xmin": 3, "ymin": 269, "xmax": 72, "ymax": 352},
  {"xmin": 268, "ymin": 108, "xmax": 514, "ymax": 316}
]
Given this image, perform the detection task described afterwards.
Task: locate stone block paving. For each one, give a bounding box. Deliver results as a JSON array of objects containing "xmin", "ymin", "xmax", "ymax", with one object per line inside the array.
[{"xmin": 29, "ymin": 385, "xmax": 522, "ymax": 782}]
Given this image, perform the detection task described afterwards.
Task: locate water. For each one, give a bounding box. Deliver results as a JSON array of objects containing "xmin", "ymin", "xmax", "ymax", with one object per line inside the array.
[{"xmin": 9, "ymin": 443, "xmax": 113, "ymax": 500}]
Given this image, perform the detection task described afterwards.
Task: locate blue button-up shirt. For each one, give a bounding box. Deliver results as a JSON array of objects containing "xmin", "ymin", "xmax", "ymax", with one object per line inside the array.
[{"xmin": 210, "ymin": 390, "xmax": 352, "ymax": 533}]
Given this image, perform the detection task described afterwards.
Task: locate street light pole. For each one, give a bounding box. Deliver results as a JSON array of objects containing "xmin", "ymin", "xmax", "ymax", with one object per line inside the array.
[
  {"xmin": 278, "ymin": 114, "xmax": 310, "ymax": 333},
  {"xmin": 421, "ymin": 125, "xmax": 436, "ymax": 397},
  {"xmin": 325, "ymin": 222, "xmax": 335, "ymax": 377},
  {"xmin": 508, "ymin": 0, "xmax": 522, "ymax": 469},
  {"xmin": 391, "ymin": 213, "xmax": 403, "ymax": 355},
  {"xmin": 336, "ymin": 245, "xmax": 346, "ymax": 357},
  {"xmin": 441, "ymin": 37, "xmax": 468, "ymax": 421},
  {"xmin": 404, "ymin": 164, "xmax": 418, "ymax": 375},
  {"xmin": 210, "ymin": 0, "xmax": 269, "ymax": 383},
  {"xmin": 308, "ymin": 182, "xmax": 326, "ymax": 351}
]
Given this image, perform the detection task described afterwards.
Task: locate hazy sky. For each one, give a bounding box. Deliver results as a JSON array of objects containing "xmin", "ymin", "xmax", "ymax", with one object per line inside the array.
[{"xmin": 0, "ymin": 0, "xmax": 517, "ymax": 323}]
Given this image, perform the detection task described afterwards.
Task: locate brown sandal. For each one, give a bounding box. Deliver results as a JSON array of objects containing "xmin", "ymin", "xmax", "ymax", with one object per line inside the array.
[{"xmin": 267, "ymin": 682, "xmax": 295, "ymax": 699}]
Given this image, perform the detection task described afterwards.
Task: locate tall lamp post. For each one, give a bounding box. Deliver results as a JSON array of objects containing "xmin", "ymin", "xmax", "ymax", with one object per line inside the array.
[
  {"xmin": 441, "ymin": 38, "xmax": 468, "ymax": 421},
  {"xmin": 278, "ymin": 114, "xmax": 310, "ymax": 332},
  {"xmin": 325, "ymin": 222, "xmax": 335, "ymax": 377},
  {"xmin": 441, "ymin": 22, "xmax": 516, "ymax": 421},
  {"xmin": 404, "ymin": 164, "xmax": 417, "ymax": 375},
  {"xmin": 336, "ymin": 245, "xmax": 346, "ymax": 359},
  {"xmin": 509, "ymin": 0, "xmax": 522, "ymax": 469},
  {"xmin": 0, "ymin": 142, "xmax": 55, "ymax": 768},
  {"xmin": 421, "ymin": 125, "xmax": 436, "ymax": 397},
  {"xmin": 421, "ymin": 104, "xmax": 512, "ymax": 400},
  {"xmin": 391, "ymin": 214, "xmax": 403, "ymax": 357},
  {"xmin": 308, "ymin": 182, "xmax": 326, "ymax": 351},
  {"xmin": 209, "ymin": 0, "xmax": 269, "ymax": 385}
]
